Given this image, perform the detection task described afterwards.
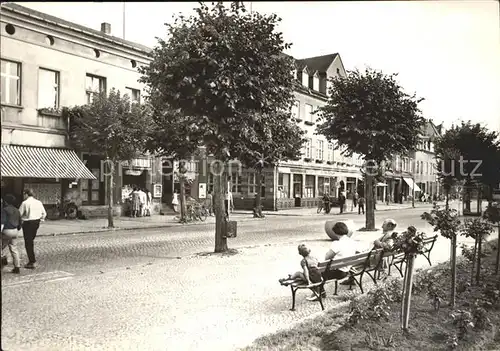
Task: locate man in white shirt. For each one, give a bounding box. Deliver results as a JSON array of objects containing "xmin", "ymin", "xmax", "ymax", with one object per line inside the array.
[
  {"xmin": 19, "ymin": 189, "xmax": 46, "ymax": 269},
  {"xmin": 137, "ymin": 188, "xmax": 147, "ymax": 217}
]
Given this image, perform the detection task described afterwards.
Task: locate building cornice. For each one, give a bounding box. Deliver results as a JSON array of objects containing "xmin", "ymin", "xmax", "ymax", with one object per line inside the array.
[{"xmin": 1, "ymin": 5, "xmax": 151, "ymax": 63}]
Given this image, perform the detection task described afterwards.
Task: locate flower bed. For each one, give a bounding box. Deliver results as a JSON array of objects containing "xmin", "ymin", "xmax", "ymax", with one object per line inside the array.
[{"xmin": 241, "ymin": 239, "xmax": 500, "ymax": 351}]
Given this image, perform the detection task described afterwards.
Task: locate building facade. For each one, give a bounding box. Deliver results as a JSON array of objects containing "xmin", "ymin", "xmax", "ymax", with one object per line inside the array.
[
  {"xmin": 0, "ymin": 3, "xmax": 162, "ymax": 217},
  {"xmin": 412, "ymin": 120, "xmax": 441, "ymax": 199},
  {"xmin": 183, "ymin": 53, "xmax": 364, "ymax": 211}
]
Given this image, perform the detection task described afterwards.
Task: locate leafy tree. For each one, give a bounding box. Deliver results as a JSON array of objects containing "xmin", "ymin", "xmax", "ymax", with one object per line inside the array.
[
  {"xmin": 483, "ymin": 202, "xmax": 500, "ymax": 274},
  {"xmin": 139, "ymin": 2, "xmax": 296, "ymax": 252},
  {"xmin": 434, "ymin": 121, "xmax": 500, "ymax": 211},
  {"xmin": 421, "ymin": 204, "xmax": 462, "ymax": 307},
  {"xmin": 146, "ymin": 107, "xmax": 205, "ymax": 222},
  {"xmin": 65, "ymin": 89, "xmax": 152, "ymax": 228},
  {"xmin": 317, "ymin": 68, "xmax": 426, "ymax": 230},
  {"xmin": 235, "ymin": 110, "xmax": 305, "ymax": 217},
  {"xmin": 462, "ymin": 218, "xmax": 493, "ymax": 285}
]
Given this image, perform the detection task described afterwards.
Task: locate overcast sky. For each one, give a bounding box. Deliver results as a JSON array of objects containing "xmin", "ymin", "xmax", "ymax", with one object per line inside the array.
[{"xmin": 17, "ymin": 1, "xmax": 500, "ymax": 132}]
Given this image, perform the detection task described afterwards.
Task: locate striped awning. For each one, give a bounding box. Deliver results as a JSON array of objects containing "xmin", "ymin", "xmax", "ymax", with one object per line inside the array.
[{"xmin": 1, "ymin": 144, "xmax": 96, "ymax": 179}]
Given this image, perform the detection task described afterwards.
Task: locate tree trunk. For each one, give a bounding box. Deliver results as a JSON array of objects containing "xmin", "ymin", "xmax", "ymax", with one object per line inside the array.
[
  {"xmin": 471, "ymin": 235, "xmax": 478, "ymax": 285},
  {"xmin": 401, "ymin": 254, "xmax": 415, "ymax": 331},
  {"xmin": 450, "ymin": 235, "xmax": 457, "ymax": 307},
  {"xmin": 476, "ymin": 232, "xmax": 483, "ymax": 285},
  {"xmin": 255, "ymin": 167, "xmax": 263, "ymax": 218},
  {"xmin": 364, "ymin": 173, "xmax": 375, "ymax": 230},
  {"xmin": 214, "ymin": 162, "xmax": 228, "ymax": 253},
  {"xmin": 179, "ymin": 176, "xmax": 187, "ymax": 222},
  {"xmin": 106, "ymin": 160, "xmax": 114, "ymax": 228},
  {"xmin": 445, "ymin": 189, "xmax": 450, "ymax": 211},
  {"xmin": 496, "ymin": 224, "xmax": 500, "ymax": 275}
]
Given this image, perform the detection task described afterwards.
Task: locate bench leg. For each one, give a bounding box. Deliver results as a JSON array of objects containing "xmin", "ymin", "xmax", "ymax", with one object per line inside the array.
[
  {"xmin": 353, "ymin": 277, "xmax": 364, "ymax": 294},
  {"xmin": 394, "ymin": 262, "xmax": 404, "ymax": 278},
  {"xmin": 290, "ymin": 286, "xmax": 297, "ymax": 311},
  {"xmin": 334, "ymin": 281, "xmax": 338, "ymax": 295},
  {"xmin": 318, "ymin": 293, "xmax": 325, "ymax": 311}
]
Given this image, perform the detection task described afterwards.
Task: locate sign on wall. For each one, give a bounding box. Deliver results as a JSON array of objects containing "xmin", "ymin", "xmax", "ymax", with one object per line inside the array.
[
  {"xmin": 199, "ymin": 183, "xmax": 207, "ymax": 199},
  {"xmin": 153, "ymin": 183, "xmax": 162, "ymax": 198}
]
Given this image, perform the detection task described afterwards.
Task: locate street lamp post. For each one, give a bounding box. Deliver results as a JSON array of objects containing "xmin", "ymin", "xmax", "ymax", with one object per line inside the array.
[{"xmin": 411, "ymin": 158, "xmax": 415, "ymax": 208}]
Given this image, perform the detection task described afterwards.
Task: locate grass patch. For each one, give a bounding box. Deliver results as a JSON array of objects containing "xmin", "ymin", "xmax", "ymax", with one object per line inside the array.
[{"xmin": 241, "ymin": 239, "xmax": 500, "ymax": 351}]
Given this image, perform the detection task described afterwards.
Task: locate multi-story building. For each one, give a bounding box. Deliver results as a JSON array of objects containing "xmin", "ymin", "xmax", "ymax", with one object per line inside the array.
[
  {"xmin": 0, "ymin": 3, "xmax": 163, "ymax": 217},
  {"xmin": 412, "ymin": 120, "xmax": 442, "ymax": 199},
  {"xmin": 190, "ymin": 53, "xmax": 364, "ymax": 211},
  {"xmin": 382, "ymin": 120, "xmax": 441, "ymax": 203}
]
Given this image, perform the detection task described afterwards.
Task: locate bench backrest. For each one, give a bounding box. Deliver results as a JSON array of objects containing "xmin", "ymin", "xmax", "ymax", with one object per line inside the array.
[{"xmin": 317, "ymin": 248, "xmax": 383, "ymax": 273}]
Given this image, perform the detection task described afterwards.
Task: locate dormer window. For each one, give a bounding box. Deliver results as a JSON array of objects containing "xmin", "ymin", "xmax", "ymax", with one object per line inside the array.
[
  {"xmin": 313, "ymin": 72, "xmax": 319, "ymax": 91},
  {"xmin": 301, "ymin": 67, "xmax": 309, "ymax": 87}
]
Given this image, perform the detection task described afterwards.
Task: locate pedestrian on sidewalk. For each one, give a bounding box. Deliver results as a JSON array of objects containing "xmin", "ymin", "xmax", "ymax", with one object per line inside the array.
[
  {"xmin": 205, "ymin": 191, "xmax": 213, "ymax": 216},
  {"xmin": 19, "ymin": 189, "xmax": 46, "ymax": 269},
  {"xmin": 351, "ymin": 191, "xmax": 358, "ymax": 212},
  {"xmin": 358, "ymin": 196, "xmax": 365, "ymax": 214},
  {"xmin": 130, "ymin": 188, "xmax": 141, "ymax": 217},
  {"xmin": 171, "ymin": 190, "xmax": 179, "ymax": 213},
  {"xmin": 144, "ymin": 188, "xmax": 152, "ymax": 216},
  {"xmin": 138, "ymin": 188, "xmax": 147, "ymax": 217},
  {"xmin": 1, "ymin": 194, "xmax": 22, "ymax": 273},
  {"xmin": 338, "ymin": 191, "xmax": 346, "ymax": 214}
]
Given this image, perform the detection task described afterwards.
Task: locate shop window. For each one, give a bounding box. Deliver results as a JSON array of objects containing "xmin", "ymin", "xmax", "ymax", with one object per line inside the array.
[
  {"xmin": 318, "ymin": 177, "xmax": 325, "ymax": 196},
  {"xmin": 207, "ymin": 173, "xmax": 214, "ymax": 193},
  {"xmin": 305, "ymin": 175, "xmax": 315, "ymax": 198},
  {"xmin": 230, "ymin": 172, "xmax": 241, "ymax": 194},
  {"xmin": 248, "ymin": 172, "xmax": 257, "ymax": 194},
  {"xmin": 278, "ymin": 173, "xmax": 290, "ymax": 198}
]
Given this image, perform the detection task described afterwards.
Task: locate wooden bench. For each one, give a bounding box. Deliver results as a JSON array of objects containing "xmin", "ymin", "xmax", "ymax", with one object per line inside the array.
[
  {"xmin": 281, "ymin": 248, "xmax": 385, "ymax": 311},
  {"xmin": 388, "ymin": 234, "xmax": 438, "ymax": 277}
]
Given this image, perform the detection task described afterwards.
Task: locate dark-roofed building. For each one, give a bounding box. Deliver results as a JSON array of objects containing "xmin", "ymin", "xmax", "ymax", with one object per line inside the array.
[
  {"xmin": 0, "ymin": 3, "xmax": 163, "ymax": 217},
  {"xmin": 273, "ymin": 53, "xmax": 364, "ymax": 209}
]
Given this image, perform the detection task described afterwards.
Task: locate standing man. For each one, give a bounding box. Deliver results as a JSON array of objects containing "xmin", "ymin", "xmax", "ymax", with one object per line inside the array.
[
  {"xmin": 338, "ymin": 191, "xmax": 346, "ymax": 214},
  {"xmin": 19, "ymin": 189, "xmax": 46, "ymax": 269},
  {"xmin": 205, "ymin": 190, "xmax": 213, "ymax": 216}
]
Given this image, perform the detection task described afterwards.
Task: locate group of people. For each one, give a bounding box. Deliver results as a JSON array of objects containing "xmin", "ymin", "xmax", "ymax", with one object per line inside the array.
[
  {"xmin": 129, "ymin": 187, "xmax": 152, "ymax": 218},
  {"xmin": 323, "ymin": 191, "xmax": 366, "ymax": 215},
  {"xmin": 279, "ymin": 218, "xmax": 398, "ymax": 301},
  {"xmin": 1, "ymin": 189, "xmax": 46, "ymax": 273}
]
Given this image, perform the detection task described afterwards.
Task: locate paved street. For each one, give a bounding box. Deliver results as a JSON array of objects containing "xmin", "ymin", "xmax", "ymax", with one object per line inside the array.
[{"xmin": 1, "ymin": 204, "xmax": 490, "ymax": 351}]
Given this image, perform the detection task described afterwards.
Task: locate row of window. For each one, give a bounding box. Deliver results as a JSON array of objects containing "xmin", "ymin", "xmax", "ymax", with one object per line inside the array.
[
  {"xmin": 392, "ymin": 156, "xmax": 436, "ymax": 175},
  {"xmin": 303, "ymin": 138, "xmax": 334, "ymax": 162},
  {"xmin": 0, "ymin": 59, "xmax": 141, "ymax": 109},
  {"xmin": 291, "ymin": 100, "xmax": 316, "ymax": 123},
  {"xmin": 206, "ymin": 172, "xmax": 264, "ymax": 195}
]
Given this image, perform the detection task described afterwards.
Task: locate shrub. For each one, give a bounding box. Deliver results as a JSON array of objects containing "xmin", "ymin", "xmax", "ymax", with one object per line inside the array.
[
  {"xmin": 450, "ymin": 310, "xmax": 474, "ymax": 339},
  {"xmin": 472, "ymin": 302, "xmax": 492, "ymax": 330}
]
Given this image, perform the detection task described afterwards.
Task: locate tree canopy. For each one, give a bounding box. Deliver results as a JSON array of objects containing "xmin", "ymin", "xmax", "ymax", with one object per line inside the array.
[
  {"xmin": 316, "ymin": 68, "xmax": 426, "ymax": 163},
  {"xmin": 434, "ymin": 121, "xmax": 500, "ymax": 198},
  {"xmin": 139, "ymin": 1, "xmax": 296, "ymax": 160},
  {"xmin": 65, "ymin": 89, "xmax": 152, "ymax": 162}
]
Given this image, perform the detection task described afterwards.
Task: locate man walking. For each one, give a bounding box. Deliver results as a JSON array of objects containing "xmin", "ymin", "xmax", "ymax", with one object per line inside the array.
[
  {"xmin": 338, "ymin": 191, "xmax": 346, "ymax": 214},
  {"xmin": 19, "ymin": 189, "xmax": 46, "ymax": 269}
]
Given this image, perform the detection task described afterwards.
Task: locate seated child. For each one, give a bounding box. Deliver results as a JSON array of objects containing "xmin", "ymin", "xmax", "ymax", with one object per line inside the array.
[
  {"xmin": 279, "ymin": 244, "xmax": 322, "ymax": 287},
  {"xmin": 373, "ymin": 219, "xmax": 398, "ymax": 273}
]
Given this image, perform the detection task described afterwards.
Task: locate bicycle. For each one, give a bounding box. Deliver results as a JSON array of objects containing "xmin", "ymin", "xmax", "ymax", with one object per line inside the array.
[{"xmin": 317, "ymin": 199, "xmax": 332, "ymax": 214}]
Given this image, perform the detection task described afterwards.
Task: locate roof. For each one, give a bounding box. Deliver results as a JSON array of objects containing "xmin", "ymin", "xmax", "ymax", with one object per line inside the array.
[
  {"xmin": 296, "ymin": 53, "xmax": 339, "ymax": 73},
  {"xmin": 0, "ymin": 3, "xmax": 152, "ymax": 54}
]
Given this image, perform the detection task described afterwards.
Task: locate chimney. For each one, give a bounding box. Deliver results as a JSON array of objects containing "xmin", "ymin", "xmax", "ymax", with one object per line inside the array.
[{"xmin": 101, "ymin": 22, "xmax": 111, "ymax": 35}]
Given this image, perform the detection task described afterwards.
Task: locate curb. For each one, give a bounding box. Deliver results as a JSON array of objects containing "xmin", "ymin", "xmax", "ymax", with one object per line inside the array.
[
  {"xmin": 38, "ymin": 216, "xmax": 258, "ymax": 238},
  {"xmin": 37, "ymin": 205, "xmax": 432, "ymax": 238}
]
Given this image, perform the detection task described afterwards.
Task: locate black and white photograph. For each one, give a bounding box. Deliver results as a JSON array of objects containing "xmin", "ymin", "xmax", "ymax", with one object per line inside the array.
[{"xmin": 1, "ymin": 1, "xmax": 500, "ymax": 350}]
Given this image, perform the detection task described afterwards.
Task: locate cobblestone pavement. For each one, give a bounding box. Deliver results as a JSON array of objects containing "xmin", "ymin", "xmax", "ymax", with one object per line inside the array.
[{"xmin": 2, "ymin": 206, "xmax": 490, "ymax": 351}]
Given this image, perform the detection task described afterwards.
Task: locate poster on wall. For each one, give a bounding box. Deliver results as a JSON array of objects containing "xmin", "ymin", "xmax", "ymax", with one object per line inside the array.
[
  {"xmin": 198, "ymin": 183, "xmax": 207, "ymax": 199},
  {"xmin": 153, "ymin": 183, "xmax": 162, "ymax": 198},
  {"xmin": 24, "ymin": 183, "xmax": 61, "ymax": 204}
]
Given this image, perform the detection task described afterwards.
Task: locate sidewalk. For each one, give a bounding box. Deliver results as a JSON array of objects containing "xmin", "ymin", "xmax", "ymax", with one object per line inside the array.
[
  {"xmin": 37, "ymin": 201, "xmax": 434, "ymax": 237},
  {"xmin": 233, "ymin": 201, "xmax": 434, "ymax": 217}
]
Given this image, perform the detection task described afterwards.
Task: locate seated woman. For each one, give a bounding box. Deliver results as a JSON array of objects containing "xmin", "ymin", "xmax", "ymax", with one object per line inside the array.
[
  {"xmin": 279, "ymin": 244, "xmax": 324, "ymax": 300},
  {"xmin": 373, "ymin": 219, "xmax": 398, "ymax": 250}
]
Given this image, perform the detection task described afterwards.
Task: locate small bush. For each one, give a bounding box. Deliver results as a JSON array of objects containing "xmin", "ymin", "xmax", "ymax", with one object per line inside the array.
[
  {"xmin": 472, "ymin": 302, "xmax": 492, "ymax": 330},
  {"xmin": 461, "ymin": 243, "xmax": 475, "ymax": 262},
  {"xmin": 450, "ymin": 310, "xmax": 474, "ymax": 339}
]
